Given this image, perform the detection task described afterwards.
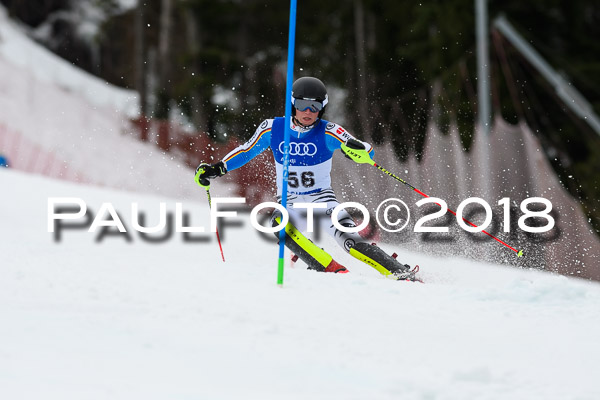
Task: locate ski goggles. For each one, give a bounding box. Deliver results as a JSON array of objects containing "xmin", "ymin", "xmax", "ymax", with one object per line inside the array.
[{"xmin": 293, "ymin": 98, "xmax": 324, "ymax": 113}]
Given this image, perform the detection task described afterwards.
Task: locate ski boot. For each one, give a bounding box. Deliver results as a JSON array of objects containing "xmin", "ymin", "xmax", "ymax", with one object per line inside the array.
[{"xmin": 349, "ymin": 242, "xmax": 419, "ymax": 281}]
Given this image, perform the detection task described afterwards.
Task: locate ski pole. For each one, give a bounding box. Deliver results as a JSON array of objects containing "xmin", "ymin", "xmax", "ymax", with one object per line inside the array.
[
  {"xmin": 195, "ymin": 169, "xmax": 225, "ymax": 262},
  {"xmin": 205, "ymin": 187, "xmax": 225, "ymax": 262},
  {"xmin": 341, "ymin": 143, "xmax": 524, "ymax": 257}
]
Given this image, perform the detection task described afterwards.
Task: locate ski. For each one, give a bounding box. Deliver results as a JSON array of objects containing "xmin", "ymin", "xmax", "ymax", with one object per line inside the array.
[{"xmin": 291, "ymin": 252, "xmax": 423, "ymax": 281}]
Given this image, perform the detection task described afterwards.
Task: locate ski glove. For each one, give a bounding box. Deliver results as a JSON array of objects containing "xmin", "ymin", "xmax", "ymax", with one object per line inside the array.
[
  {"xmin": 195, "ymin": 161, "xmax": 227, "ymax": 188},
  {"xmin": 341, "ymin": 138, "xmax": 374, "ymax": 165}
]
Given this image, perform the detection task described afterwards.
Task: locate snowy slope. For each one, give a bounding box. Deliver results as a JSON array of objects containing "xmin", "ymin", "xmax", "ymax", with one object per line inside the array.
[
  {"xmin": 0, "ymin": 4, "xmax": 138, "ymax": 118},
  {"xmin": 2, "ymin": 169, "xmax": 600, "ymax": 400},
  {"xmin": 0, "ymin": 4, "xmax": 218, "ymax": 200}
]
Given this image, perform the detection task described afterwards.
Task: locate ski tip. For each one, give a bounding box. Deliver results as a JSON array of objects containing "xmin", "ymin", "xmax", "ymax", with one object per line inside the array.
[
  {"xmin": 389, "ymin": 264, "xmax": 422, "ymax": 283},
  {"xmin": 517, "ymin": 250, "xmax": 524, "ymax": 257},
  {"xmin": 411, "ymin": 265, "xmax": 424, "ymax": 283}
]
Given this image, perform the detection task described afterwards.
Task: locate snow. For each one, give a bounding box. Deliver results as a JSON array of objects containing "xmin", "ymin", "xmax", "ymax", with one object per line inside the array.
[
  {"xmin": 0, "ymin": 3, "xmax": 223, "ymax": 200},
  {"xmin": 2, "ymin": 168, "xmax": 600, "ymax": 399},
  {"xmin": 1, "ymin": 3, "xmax": 600, "ymax": 398}
]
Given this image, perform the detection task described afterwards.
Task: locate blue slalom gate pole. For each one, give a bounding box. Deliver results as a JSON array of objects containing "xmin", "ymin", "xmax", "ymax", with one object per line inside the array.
[{"xmin": 277, "ymin": 0, "xmax": 297, "ymax": 286}]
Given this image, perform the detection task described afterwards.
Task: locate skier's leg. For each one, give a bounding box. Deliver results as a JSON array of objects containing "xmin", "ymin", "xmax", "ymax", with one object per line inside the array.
[
  {"xmin": 321, "ymin": 204, "xmax": 416, "ymax": 280},
  {"xmin": 319, "ymin": 204, "xmax": 367, "ymax": 252},
  {"xmin": 271, "ymin": 212, "xmax": 348, "ymax": 273}
]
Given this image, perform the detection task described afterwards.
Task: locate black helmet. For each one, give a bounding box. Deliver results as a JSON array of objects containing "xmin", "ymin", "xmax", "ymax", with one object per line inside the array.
[{"xmin": 291, "ymin": 77, "xmax": 328, "ymax": 119}]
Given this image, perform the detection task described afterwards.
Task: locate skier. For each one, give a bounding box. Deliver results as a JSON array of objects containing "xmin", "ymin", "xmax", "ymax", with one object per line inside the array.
[{"xmin": 195, "ymin": 76, "xmax": 418, "ymax": 281}]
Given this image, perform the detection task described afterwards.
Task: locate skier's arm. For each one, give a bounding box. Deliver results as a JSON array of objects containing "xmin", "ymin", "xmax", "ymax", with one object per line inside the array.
[
  {"xmin": 221, "ymin": 119, "xmax": 273, "ymax": 171},
  {"xmin": 324, "ymin": 123, "xmax": 375, "ymax": 159},
  {"xmin": 194, "ymin": 120, "xmax": 273, "ymax": 187}
]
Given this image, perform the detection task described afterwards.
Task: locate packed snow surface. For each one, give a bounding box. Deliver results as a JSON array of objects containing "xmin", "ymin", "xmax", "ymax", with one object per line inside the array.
[{"xmin": 2, "ymin": 169, "xmax": 600, "ymax": 400}]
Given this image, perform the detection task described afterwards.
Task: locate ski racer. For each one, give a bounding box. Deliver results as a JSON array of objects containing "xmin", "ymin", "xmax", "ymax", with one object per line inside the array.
[{"xmin": 195, "ymin": 76, "xmax": 418, "ymax": 281}]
